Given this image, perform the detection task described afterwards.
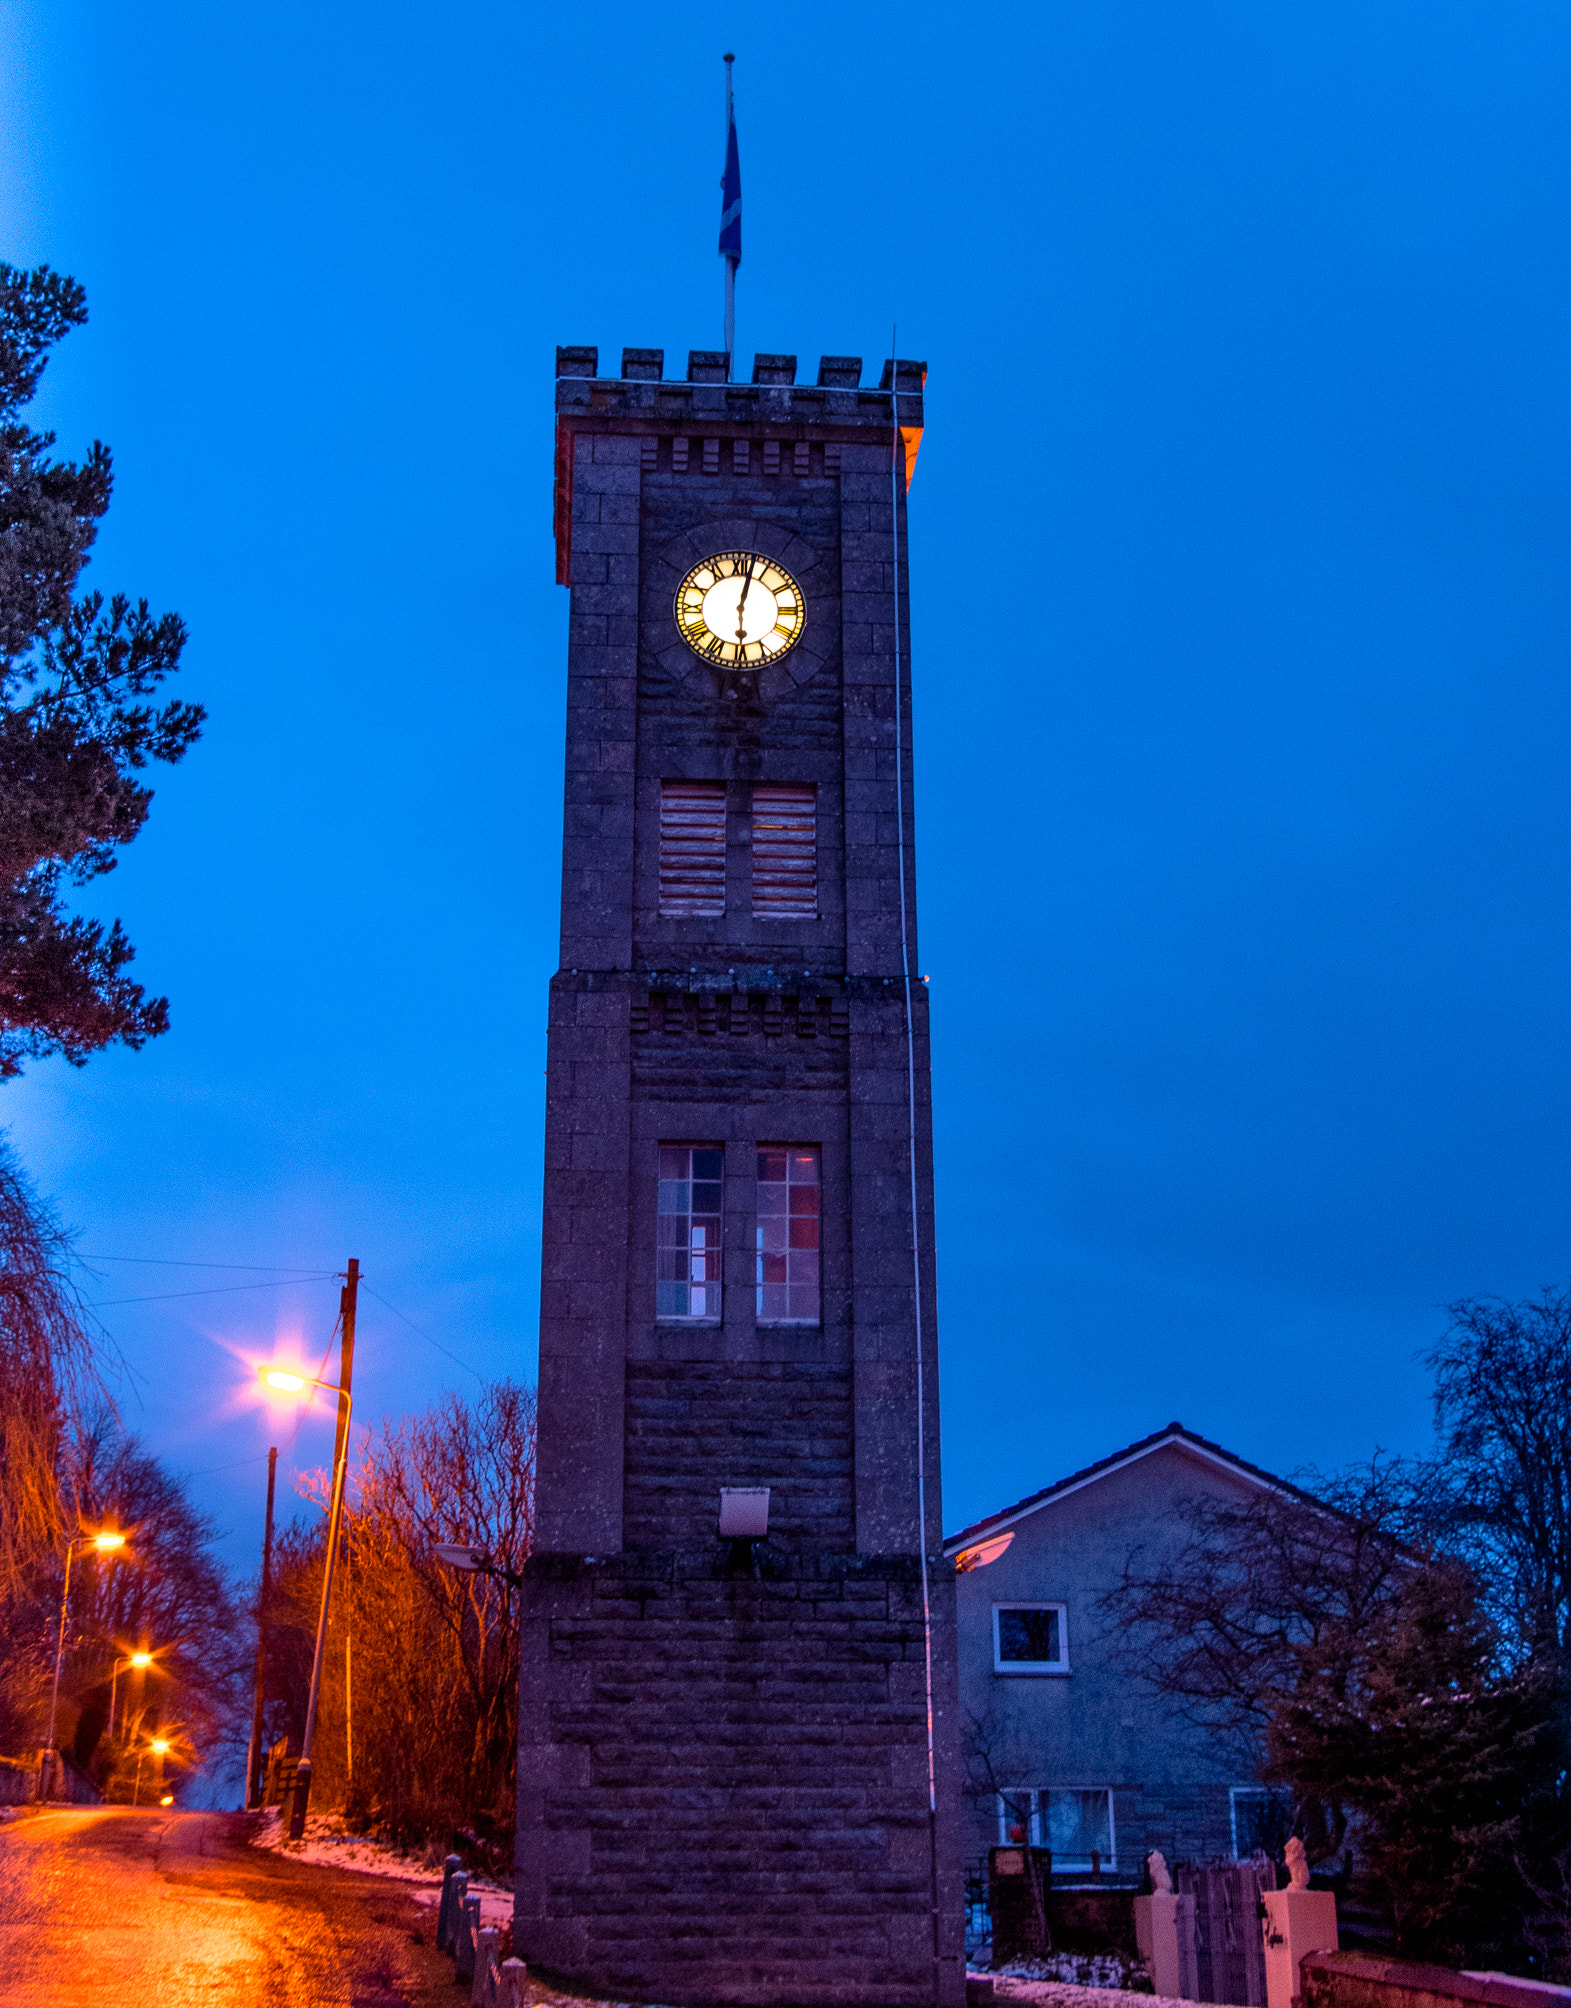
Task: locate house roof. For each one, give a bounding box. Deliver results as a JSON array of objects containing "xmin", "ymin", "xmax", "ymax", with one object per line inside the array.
[{"xmin": 942, "ymin": 1420, "xmax": 1318, "ymax": 1556}]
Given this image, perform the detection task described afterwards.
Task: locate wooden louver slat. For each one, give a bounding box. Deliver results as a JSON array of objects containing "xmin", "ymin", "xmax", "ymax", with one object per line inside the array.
[
  {"xmin": 752, "ymin": 785, "xmax": 817, "ymax": 918},
  {"xmin": 659, "ymin": 783, "xmax": 727, "ymax": 916}
]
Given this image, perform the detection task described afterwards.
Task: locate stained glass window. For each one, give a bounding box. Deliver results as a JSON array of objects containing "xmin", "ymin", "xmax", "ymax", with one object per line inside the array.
[
  {"xmin": 755, "ymin": 1147, "xmax": 820, "ymax": 1323},
  {"xmin": 656, "ymin": 1146, "xmax": 723, "ymax": 1320}
]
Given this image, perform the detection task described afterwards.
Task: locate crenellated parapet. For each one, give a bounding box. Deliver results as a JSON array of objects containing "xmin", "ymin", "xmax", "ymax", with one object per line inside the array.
[{"xmin": 552, "ymin": 345, "xmax": 927, "ymax": 584}]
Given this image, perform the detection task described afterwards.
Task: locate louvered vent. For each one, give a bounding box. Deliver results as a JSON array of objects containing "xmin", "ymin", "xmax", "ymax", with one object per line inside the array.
[
  {"xmin": 752, "ymin": 785, "xmax": 817, "ymax": 918},
  {"xmin": 659, "ymin": 784, "xmax": 727, "ymax": 916}
]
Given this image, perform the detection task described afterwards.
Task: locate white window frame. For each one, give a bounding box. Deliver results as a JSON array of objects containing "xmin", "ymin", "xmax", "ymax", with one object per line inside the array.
[
  {"xmin": 992, "ymin": 1601, "xmax": 1070, "ymax": 1674},
  {"xmin": 996, "ymin": 1786, "xmax": 1116, "ymax": 1871}
]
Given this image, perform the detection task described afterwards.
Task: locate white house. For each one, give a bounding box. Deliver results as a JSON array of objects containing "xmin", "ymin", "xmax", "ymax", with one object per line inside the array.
[{"xmin": 944, "ymin": 1422, "xmax": 1299, "ymax": 1879}]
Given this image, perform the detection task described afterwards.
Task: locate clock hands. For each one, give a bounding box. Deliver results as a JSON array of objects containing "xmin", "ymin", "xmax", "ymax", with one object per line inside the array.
[{"xmin": 735, "ymin": 555, "xmax": 755, "ymax": 643}]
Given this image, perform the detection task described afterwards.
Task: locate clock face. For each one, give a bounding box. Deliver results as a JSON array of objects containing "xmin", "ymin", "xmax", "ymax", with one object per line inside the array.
[{"xmin": 674, "ymin": 551, "xmax": 805, "ymax": 668}]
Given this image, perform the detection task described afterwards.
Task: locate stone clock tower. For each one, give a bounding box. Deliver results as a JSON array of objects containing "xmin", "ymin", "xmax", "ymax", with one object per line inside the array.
[{"xmin": 515, "ymin": 345, "xmax": 963, "ymax": 2008}]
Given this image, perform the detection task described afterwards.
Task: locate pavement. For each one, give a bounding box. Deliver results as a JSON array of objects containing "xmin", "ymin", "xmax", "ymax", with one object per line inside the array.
[{"xmin": 0, "ymin": 1805, "xmax": 479, "ymax": 2006}]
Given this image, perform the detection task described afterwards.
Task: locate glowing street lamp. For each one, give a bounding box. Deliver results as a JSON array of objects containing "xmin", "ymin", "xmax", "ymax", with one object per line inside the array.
[
  {"xmin": 133, "ymin": 1733, "xmax": 172, "ymax": 1808},
  {"xmin": 257, "ymin": 1358, "xmax": 353, "ymax": 1832},
  {"xmin": 109, "ymin": 1648, "xmax": 158, "ymax": 1740},
  {"xmin": 44, "ymin": 1531, "xmax": 129, "ymax": 1801}
]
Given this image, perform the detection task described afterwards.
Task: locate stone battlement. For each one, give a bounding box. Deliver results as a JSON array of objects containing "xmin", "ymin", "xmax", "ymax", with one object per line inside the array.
[{"xmin": 555, "ymin": 346, "xmax": 927, "ymax": 427}]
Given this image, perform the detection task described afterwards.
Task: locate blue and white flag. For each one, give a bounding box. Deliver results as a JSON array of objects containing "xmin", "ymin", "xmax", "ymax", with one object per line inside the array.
[{"xmin": 718, "ymin": 98, "xmax": 742, "ymax": 265}]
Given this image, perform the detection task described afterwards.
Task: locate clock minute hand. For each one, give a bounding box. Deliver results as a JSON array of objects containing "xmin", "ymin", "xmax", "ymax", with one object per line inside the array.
[{"xmin": 735, "ymin": 558, "xmax": 754, "ymax": 642}]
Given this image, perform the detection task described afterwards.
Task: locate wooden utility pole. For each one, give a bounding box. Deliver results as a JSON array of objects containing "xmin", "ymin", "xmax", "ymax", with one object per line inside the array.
[
  {"xmin": 289, "ymin": 1258, "xmax": 358, "ymax": 1839},
  {"xmin": 245, "ymin": 1446, "xmax": 278, "ymax": 1807}
]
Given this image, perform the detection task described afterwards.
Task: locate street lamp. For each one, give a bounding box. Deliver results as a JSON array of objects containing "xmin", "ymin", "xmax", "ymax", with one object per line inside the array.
[
  {"xmin": 133, "ymin": 1734, "xmax": 170, "ymax": 1807},
  {"xmin": 109, "ymin": 1648, "xmax": 156, "ymax": 1741},
  {"xmin": 44, "ymin": 1531, "xmax": 128, "ymax": 1801},
  {"xmin": 257, "ymin": 1362, "xmax": 352, "ymax": 1835},
  {"xmin": 433, "ymin": 1540, "xmax": 523, "ymax": 1591}
]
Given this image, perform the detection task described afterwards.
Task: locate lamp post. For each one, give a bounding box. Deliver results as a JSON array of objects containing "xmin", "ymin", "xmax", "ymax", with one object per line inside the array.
[
  {"xmin": 258, "ymin": 1365, "xmax": 352, "ymax": 1838},
  {"xmin": 135, "ymin": 1735, "xmax": 171, "ymax": 1808},
  {"xmin": 108, "ymin": 1649, "xmax": 154, "ymax": 1741},
  {"xmin": 255, "ymin": 1255, "xmax": 358, "ymax": 1840},
  {"xmin": 44, "ymin": 1531, "xmax": 127, "ymax": 1801}
]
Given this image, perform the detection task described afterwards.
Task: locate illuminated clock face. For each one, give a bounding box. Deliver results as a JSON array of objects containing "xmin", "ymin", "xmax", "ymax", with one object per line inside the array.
[{"xmin": 674, "ymin": 551, "xmax": 805, "ymax": 668}]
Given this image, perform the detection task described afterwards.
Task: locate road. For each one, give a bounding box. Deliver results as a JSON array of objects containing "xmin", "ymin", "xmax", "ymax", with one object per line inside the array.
[{"xmin": 0, "ymin": 1806, "xmax": 463, "ymax": 2006}]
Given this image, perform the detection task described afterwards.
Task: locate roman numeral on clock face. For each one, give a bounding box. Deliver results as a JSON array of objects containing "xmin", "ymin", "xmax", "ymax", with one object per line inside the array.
[{"xmin": 672, "ymin": 550, "xmax": 808, "ymax": 671}]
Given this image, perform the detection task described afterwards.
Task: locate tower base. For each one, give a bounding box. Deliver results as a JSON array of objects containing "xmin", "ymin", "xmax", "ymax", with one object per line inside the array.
[{"xmin": 515, "ymin": 1550, "xmax": 966, "ymax": 2008}]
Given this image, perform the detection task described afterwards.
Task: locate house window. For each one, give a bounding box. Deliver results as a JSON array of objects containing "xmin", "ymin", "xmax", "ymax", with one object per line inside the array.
[
  {"xmin": 659, "ymin": 783, "xmax": 727, "ymax": 916},
  {"xmin": 751, "ymin": 785, "xmax": 816, "ymax": 917},
  {"xmin": 996, "ymin": 1788, "xmax": 1115, "ymax": 1871},
  {"xmin": 1230, "ymin": 1786, "xmax": 1293, "ymax": 1861},
  {"xmin": 657, "ymin": 1147, "xmax": 723, "ymax": 1320},
  {"xmin": 993, "ymin": 1603, "xmax": 1069, "ymax": 1673},
  {"xmin": 755, "ymin": 1147, "xmax": 820, "ymax": 1323}
]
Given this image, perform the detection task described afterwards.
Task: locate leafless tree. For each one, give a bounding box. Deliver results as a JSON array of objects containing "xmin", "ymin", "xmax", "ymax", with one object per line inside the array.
[
  {"xmin": 267, "ymin": 1379, "xmax": 534, "ymax": 1860},
  {"xmin": 0, "ymin": 1137, "xmax": 99, "ymax": 1597},
  {"xmin": 1429, "ymin": 1287, "xmax": 1571, "ymax": 1660}
]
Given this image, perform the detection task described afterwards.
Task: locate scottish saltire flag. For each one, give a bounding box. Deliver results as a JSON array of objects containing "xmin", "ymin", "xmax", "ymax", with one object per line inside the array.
[{"xmin": 718, "ymin": 102, "xmax": 742, "ymax": 264}]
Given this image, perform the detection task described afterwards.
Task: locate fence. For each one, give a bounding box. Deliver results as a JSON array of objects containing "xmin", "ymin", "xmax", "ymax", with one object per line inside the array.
[{"xmin": 434, "ymin": 1853, "xmax": 527, "ymax": 2008}]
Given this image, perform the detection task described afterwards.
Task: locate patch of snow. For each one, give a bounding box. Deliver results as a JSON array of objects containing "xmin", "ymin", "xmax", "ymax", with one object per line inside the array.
[
  {"xmin": 247, "ymin": 1806, "xmax": 513, "ymax": 1929},
  {"xmin": 985, "ymin": 1976, "xmax": 1249, "ymax": 2008}
]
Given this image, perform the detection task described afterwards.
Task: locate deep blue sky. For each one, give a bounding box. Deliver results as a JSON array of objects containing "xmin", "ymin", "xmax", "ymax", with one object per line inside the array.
[{"xmin": 4, "ymin": 2, "xmax": 1571, "ymax": 1570}]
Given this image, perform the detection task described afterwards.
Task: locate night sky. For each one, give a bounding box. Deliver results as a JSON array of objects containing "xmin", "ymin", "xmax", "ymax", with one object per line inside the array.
[{"xmin": 4, "ymin": 2, "xmax": 1570, "ymax": 1572}]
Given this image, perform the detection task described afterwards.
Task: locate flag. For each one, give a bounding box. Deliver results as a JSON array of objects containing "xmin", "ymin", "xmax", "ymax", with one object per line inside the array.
[{"xmin": 718, "ymin": 97, "xmax": 741, "ymax": 265}]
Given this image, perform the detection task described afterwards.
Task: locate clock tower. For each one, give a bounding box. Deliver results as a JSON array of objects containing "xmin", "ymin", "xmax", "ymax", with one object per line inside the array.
[{"xmin": 515, "ymin": 345, "xmax": 963, "ymax": 2008}]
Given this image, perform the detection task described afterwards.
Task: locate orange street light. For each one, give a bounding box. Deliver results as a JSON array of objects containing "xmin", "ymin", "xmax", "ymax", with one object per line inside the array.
[
  {"xmin": 159, "ymin": 1794, "xmax": 173, "ymax": 1807},
  {"xmin": 256, "ymin": 1365, "xmax": 353, "ymax": 1808},
  {"xmin": 45, "ymin": 1531, "xmax": 130, "ymax": 1801},
  {"xmin": 110, "ymin": 1648, "xmax": 160, "ymax": 1739},
  {"xmin": 150, "ymin": 1738, "xmax": 170, "ymax": 1755}
]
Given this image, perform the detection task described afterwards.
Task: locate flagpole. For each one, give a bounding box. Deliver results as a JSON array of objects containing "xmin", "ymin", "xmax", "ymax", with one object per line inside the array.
[{"xmin": 723, "ymin": 53, "xmax": 736, "ymax": 376}]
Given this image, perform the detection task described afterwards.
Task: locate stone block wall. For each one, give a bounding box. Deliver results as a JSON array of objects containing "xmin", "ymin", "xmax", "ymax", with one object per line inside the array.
[
  {"xmin": 623, "ymin": 1359, "xmax": 855, "ymax": 1551},
  {"xmin": 516, "ymin": 1551, "xmax": 963, "ymax": 2007}
]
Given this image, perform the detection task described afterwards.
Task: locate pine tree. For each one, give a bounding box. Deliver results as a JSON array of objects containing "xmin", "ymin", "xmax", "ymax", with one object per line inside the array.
[{"xmin": 0, "ymin": 262, "xmax": 202, "ymax": 1078}]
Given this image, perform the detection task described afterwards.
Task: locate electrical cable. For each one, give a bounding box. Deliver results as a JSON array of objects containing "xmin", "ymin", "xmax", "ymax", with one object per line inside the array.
[
  {"xmin": 890, "ymin": 330, "xmax": 943, "ymax": 1981},
  {"xmin": 361, "ymin": 1285, "xmax": 483, "ymax": 1383},
  {"xmin": 81, "ymin": 1256, "xmax": 337, "ymax": 1274},
  {"xmin": 87, "ymin": 1276, "xmax": 339, "ymax": 1308}
]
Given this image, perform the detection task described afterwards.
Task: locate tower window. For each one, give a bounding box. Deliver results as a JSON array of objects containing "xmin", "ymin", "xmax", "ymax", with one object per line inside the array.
[
  {"xmin": 756, "ymin": 1147, "xmax": 820, "ymax": 1323},
  {"xmin": 657, "ymin": 1147, "xmax": 724, "ymax": 1321},
  {"xmin": 659, "ymin": 784, "xmax": 727, "ymax": 916},
  {"xmin": 751, "ymin": 786, "xmax": 816, "ymax": 918}
]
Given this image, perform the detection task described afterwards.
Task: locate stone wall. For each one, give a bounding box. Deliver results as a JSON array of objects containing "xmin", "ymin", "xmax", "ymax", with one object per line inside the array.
[
  {"xmin": 516, "ymin": 1549, "xmax": 962, "ymax": 2008},
  {"xmin": 1302, "ymin": 1951, "xmax": 1561, "ymax": 2008},
  {"xmin": 623, "ymin": 1359, "xmax": 855, "ymax": 1552}
]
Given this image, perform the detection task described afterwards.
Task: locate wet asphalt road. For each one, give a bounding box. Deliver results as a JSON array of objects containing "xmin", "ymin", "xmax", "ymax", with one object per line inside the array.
[{"xmin": 0, "ymin": 1807, "xmax": 464, "ymax": 2006}]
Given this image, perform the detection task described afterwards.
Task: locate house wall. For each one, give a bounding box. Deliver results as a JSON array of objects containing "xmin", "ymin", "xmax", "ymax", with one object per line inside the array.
[{"xmin": 953, "ymin": 1442, "xmax": 1269, "ymax": 1873}]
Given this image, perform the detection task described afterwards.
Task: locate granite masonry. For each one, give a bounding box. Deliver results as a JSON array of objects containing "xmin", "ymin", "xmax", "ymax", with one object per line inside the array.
[{"xmin": 514, "ymin": 347, "xmax": 964, "ymax": 2008}]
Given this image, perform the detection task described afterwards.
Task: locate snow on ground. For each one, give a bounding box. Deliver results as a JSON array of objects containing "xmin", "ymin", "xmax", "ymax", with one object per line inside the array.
[
  {"xmin": 988, "ymin": 1977, "xmax": 1242, "ymax": 2008},
  {"xmin": 248, "ymin": 1807, "xmax": 514, "ymax": 1929},
  {"xmin": 244, "ymin": 1821, "xmax": 1201, "ymax": 2008}
]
